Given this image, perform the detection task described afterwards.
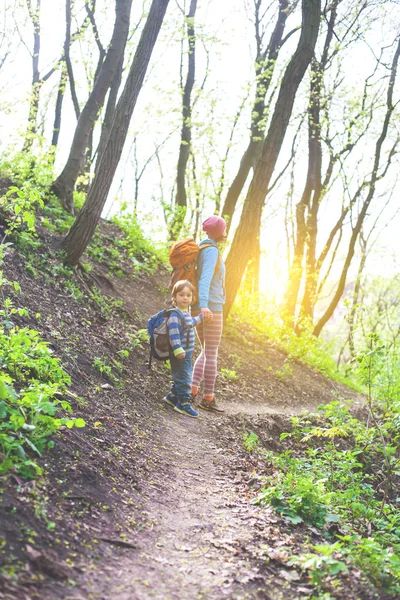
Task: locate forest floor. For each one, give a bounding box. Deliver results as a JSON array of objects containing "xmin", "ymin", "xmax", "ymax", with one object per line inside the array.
[{"xmin": 0, "ymin": 217, "xmax": 377, "ymax": 600}]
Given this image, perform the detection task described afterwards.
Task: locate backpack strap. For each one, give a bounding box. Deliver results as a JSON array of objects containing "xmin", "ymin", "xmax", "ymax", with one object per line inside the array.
[
  {"xmin": 167, "ymin": 308, "xmax": 190, "ymax": 351},
  {"xmin": 198, "ymin": 243, "xmax": 221, "ymax": 275}
]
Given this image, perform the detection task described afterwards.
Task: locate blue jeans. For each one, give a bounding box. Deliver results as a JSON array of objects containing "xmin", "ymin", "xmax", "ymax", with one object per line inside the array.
[{"xmin": 169, "ymin": 351, "xmax": 193, "ymax": 402}]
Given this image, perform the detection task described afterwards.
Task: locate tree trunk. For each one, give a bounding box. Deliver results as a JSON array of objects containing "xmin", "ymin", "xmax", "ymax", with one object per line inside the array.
[
  {"xmin": 221, "ymin": 0, "xmax": 290, "ymax": 232},
  {"xmin": 51, "ymin": 61, "xmax": 67, "ymax": 149},
  {"xmin": 285, "ymin": 3, "xmax": 339, "ymax": 324},
  {"xmin": 61, "ymin": 0, "xmax": 171, "ymax": 266},
  {"xmin": 285, "ymin": 60, "xmax": 323, "ymax": 323},
  {"xmin": 313, "ymin": 36, "xmax": 400, "ymax": 337},
  {"xmin": 224, "ymin": 0, "xmax": 321, "ymax": 318},
  {"xmin": 171, "ymin": 0, "xmax": 197, "ymax": 239},
  {"xmin": 52, "ymin": 0, "xmax": 133, "ymax": 214},
  {"xmin": 347, "ymin": 234, "xmax": 367, "ymax": 358},
  {"xmin": 95, "ymin": 52, "xmax": 124, "ymax": 165},
  {"xmin": 23, "ymin": 0, "xmax": 42, "ymax": 151},
  {"xmin": 64, "ymin": 0, "xmax": 80, "ymax": 121}
]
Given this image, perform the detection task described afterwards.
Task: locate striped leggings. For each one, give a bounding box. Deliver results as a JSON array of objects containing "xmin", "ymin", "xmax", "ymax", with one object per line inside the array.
[{"xmin": 192, "ymin": 311, "xmax": 223, "ymax": 398}]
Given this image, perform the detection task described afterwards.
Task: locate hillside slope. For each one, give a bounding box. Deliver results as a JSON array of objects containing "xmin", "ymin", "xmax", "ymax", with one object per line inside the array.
[{"xmin": 0, "ymin": 217, "xmax": 369, "ymax": 600}]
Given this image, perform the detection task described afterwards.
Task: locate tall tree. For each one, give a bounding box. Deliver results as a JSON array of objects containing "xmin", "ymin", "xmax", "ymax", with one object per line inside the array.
[
  {"xmin": 51, "ymin": 0, "xmax": 133, "ymax": 214},
  {"xmin": 221, "ymin": 0, "xmax": 295, "ymax": 233},
  {"xmin": 171, "ymin": 0, "xmax": 198, "ymax": 239},
  {"xmin": 284, "ymin": 0, "xmax": 342, "ymax": 324},
  {"xmin": 23, "ymin": 0, "xmax": 58, "ymax": 151},
  {"xmin": 224, "ymin": 0, "xmax": 321, "ymax": 318},
  {"xmin": 51, "ymin": 10, "xmax": 92, "ymax": 151},
  {"xmin": 313, "ymin": 36, "xmax": 400, "ymax": 336},
  {"xmin": 61, "ymin": 0, "xmax": 171, "ymax": 266}
]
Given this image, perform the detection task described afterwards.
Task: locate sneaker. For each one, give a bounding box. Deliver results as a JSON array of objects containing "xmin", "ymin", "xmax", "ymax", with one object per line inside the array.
[
  {"xmin": 199, "ymin": 399, "xmax": 225, "ymax": 413},
  {"xmin": 163, "ymin": 393, "xmax": 178, "ymax": 408},
  {"xmin": 174, "ymin": 402, "xmax": 199, "ymax": 418}
]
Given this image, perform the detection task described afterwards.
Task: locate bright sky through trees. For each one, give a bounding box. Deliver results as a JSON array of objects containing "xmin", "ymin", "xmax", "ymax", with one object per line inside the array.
[{"xmin": 1, "ymin": 0, "xmax": 400, "ymax": 309}]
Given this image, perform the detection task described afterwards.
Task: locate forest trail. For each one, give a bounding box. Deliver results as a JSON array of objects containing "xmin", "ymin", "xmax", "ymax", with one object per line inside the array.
[
  {"xmin": 0, "ymin": 224, "xmax": 364, "ymax": 600},
  {"xmin": 78, "ymin": 401, "xmax": 290, "ymax": 600}
]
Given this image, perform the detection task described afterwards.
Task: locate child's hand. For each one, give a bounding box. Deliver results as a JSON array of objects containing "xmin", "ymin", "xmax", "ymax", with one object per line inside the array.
[
  {"xmin": 177, "ymin": 352, "xmax": 186, "ymax": 360},
  {"xmin": 201, "ymin": 307, "xmax": 213, "ymax": 322}
]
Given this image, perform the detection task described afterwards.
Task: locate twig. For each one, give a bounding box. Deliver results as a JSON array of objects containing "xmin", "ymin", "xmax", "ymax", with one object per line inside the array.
[{"xmin": 98, "ymin": 537, "xmax": 137, "ymax": 549}]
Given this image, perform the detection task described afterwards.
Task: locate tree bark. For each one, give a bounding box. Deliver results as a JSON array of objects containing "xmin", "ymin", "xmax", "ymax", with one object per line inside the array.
[
  {"xmin": 51, "ymin": 61, "xmax": 68, "ymax": 149},
  {"xmin": 64, "ymin": 0, "xmax": 80, "ymax": 121},
  {"xmin": 95, "ymin": 51, "xmax": 124, "ymax": 166},
  {"xmin": 313, "ymin": 36, "xmax": 400, "ymax": 337},
  {"xmin": 171, "ymin": 0, "xmax": 197, "ymax": 239},
  {"xmin": 224, "ymin": 0, "xmax": 321, "ymax": 318},
  {"xmin": 284, "ymin": 2, "xmax": 339, "ymax": 323},
  {"xmin": 221, "ymin": 0, "xmax": 291, "ymax": 232},
  {"xmin": 52, "ymin": 0, "xmax": 133, "ymax": 214},
  {"xmin": 23, "ymin": 0, "xmax": 42, "ymax": 151},
  {"xmin": 61, "ymin": 0, "xmax": 171, "ymax": 266}
]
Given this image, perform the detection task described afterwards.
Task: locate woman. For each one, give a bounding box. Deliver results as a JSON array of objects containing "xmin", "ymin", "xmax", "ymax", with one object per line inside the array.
[{"xmin": 192, "ymin": 216, "xmax": 226, "ymax": 413}]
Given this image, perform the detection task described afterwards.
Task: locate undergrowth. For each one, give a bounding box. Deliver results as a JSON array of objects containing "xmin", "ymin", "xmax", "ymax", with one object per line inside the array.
[
  {"xmin": 229, "ymin": 297, "xmax": 358, "ymax": 389},
  {"xmin": 0, "ymin": 183, "xmax": 85, "ymax": 479},
  {"xmin": 244, "ymin": 336, "xmax": 400, "ymax": 597}
]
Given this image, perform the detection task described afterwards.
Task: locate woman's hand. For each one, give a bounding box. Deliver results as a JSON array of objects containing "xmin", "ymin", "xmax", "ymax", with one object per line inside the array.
[{"xmin": 201, "ymin": 307, "xmax": 213, "ymax": 322}]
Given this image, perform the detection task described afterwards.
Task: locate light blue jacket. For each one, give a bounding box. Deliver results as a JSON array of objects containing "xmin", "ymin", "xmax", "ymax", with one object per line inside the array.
[{"xmin": 195, "ymin": 239, "xmax": 226, "ymax": 312}]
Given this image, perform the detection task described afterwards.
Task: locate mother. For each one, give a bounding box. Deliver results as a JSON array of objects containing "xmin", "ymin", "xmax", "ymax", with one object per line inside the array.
[{"xmin": 192, "ymin": 216, "xmax": 227, "ymax": 413}]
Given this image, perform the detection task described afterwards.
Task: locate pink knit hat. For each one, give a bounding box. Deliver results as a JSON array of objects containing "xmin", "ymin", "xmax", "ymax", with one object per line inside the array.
[{"xmin": 202, "ymin": 216, "xmax": 227, "ymax": 239}]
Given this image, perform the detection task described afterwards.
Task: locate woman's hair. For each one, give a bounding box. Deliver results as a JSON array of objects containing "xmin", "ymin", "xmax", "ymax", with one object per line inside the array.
[{"xmin": 171, "ymin": 279, "xmax": 195, "ymax": 302}]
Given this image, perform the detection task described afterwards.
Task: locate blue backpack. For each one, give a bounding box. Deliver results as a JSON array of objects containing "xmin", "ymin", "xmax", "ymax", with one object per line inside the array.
[{"xmin": 147, "ymin": 308, "xmax": 186, "ymax": 366}]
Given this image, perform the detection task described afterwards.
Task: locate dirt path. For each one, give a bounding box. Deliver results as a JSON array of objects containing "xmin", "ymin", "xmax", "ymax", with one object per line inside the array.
[{"xmin": 77, "ymin": 401, "xmax": 289, "ymax": 600}]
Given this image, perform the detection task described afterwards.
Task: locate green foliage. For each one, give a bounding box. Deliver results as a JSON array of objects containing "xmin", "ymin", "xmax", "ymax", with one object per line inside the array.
[
  {"xmin": 40, "ymin": 195, "xmax": 75, "ymax": 234},
  {"xmin": 243, "ymin": 431, "xmax": 259, "ymax": 452},
  {"xmin": 88, "ymin": 287, "xmax": 123, "ymax": 319},
  {"xmin": 0, "ymin": 149, "xmax": 54, "ymax": 190},
  {"xmin": 290, "ymin": 543, "xmax": 348, "ymax": 587},
  {"xmin": 227, "ymin": 303, "xmax": 355, "ymax": 387},
  {"xmin": 0, "ymin": 190, "xmax": 84, "ymax": 479},
  {"xmin": 0, "ymin": 330, "xmax": 85, "ymax": 478},
  {"xmin": 249, "ymin": 396, "xmax": 400, "ymax": 594},
  {"xmin": 0, "ymin": 185, "xmax": 44, "ymax": 240},
  {"xmin": 92, "ymin": 356, "xmax": 124, "ymax": 387},
  {"xmin": 220, "ymin": 367, "xmax": 239, "ymax": 381},
  {"xmin": 112, "ymin": 209, "xmax": 168, "ymax": 274}
]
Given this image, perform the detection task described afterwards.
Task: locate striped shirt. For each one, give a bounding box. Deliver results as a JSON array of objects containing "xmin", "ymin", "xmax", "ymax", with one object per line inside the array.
[{"xmin": 167, "ymin": 309, "xmax": 202, "ymax": 356}]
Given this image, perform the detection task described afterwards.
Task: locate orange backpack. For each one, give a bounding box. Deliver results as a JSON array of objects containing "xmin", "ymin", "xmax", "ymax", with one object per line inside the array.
[{"xmin": 168, "ymin": 238, "xmax": 221, "ymax": 304}]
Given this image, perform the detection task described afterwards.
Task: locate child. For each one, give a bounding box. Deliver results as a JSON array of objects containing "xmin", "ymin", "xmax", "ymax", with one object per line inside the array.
[{"xmin": 164, "ymin": 280, "xmax": 203, "ymax": 418}]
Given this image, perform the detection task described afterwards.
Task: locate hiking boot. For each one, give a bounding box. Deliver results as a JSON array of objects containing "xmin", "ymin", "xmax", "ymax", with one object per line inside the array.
[
  {"xmin": 199, "ymin": 399, "xmax": 225, "ymax": 413},
  {"xmin": 163, "ymin": 393, "xmax": 178, "ymax": 408},
  {"xmin": 174, "ymin": 402, "xmax": 199, "ymax": 418}
]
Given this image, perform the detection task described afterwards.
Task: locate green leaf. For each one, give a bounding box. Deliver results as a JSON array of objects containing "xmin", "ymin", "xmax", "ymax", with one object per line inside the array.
[
  {"xmin": 325, "ymin": 513, "xmax": 340, "ymax": 523},
  {"xmin": 0, "ymin": 401, "xmax": 7, "ymax": 418},
  {"xmin": 284, "ymin": 514, "xmax": 303, "ymax": 524},
  {"xmin": 24, "ymin": 436, "xmax": 42, "ymax": 456},
  {"xmin": 0, "ymin": 381, "xmax": 10, "ymax": 400}
]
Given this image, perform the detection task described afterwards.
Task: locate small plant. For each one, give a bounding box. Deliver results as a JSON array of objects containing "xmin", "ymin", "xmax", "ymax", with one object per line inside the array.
[
  {"xmin": 93, "ymin": 357, "xmax": 113, "ymax": 380},
  {"xmin": 243, "ymin": 431, "xmax": 259, "ymax": 452},
  {"xmin": 290, "ymin": 543, "xmax": 348, "ymax": 587},
  {"xmin": 221, "ymin": 367, "xmax": 239, "ymax": 381},
  {"xmin": 0, "ymin": 185, "xmax": 43, "ymax": 240},
  {"xmin": 274, "ymin": 359, "xmax": 294, "ymax": 380},
  {"xmin": 127, "ymin": 328, "xmax": 149, "ymax": 352},
  {"xmin": 228, "ymin": 353, "xmax": 243, "ymax": 369},
  {"xmin": 92, "ymin": 356, "xmax": 124, "ymax": 386},
  {"xmin": 0, "ymin": 333, "xmax": 85, "ymax": 478}
]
